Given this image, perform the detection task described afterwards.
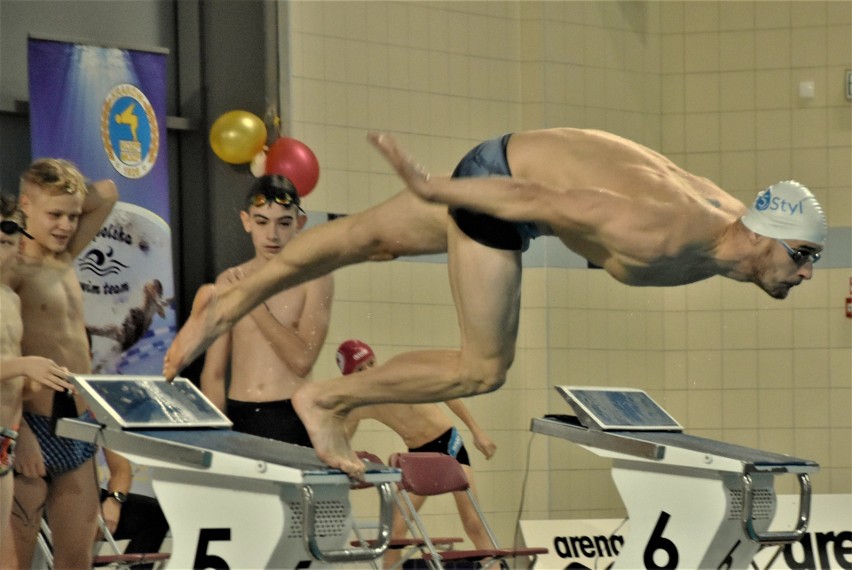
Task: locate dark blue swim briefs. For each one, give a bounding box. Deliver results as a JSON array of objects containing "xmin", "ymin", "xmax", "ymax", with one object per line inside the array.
[
  {"xmin": 22, "ymin": 412, "xmax": 96, "ymax": 477},
  {"xmin": 449, "ymin": 133, "xmax": 541, "ymax": 252}
]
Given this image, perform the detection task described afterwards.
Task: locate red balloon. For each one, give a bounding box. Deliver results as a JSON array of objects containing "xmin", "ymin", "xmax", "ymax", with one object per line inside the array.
[{"xmin": 264, "ymin": 137, "xmax": 320, "ymax": 197}]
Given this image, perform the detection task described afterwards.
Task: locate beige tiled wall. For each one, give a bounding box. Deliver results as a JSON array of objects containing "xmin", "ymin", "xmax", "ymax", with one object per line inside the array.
[
  {"xmin": 655, "ymin": 0, "xmax": 851, "ymax": 500},
  {"xmin": 283, "ymin": 0, "xmax": 851, "ymax": 550}
]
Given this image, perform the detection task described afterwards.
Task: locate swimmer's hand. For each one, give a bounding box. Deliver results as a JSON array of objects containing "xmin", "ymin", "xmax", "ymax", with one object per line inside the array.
[
  {"xmin": 473, "ymin": 432, "xmax": 497, "ymax": 460},
  {"xmin": 10, "ymin": 356, "xmax": 75, "ymax": 393},
  {"xmin": 367, "ymin": 132, "xmax": 435, "ymax": 202},
  {"xmin": 163, "ymin": 283, "xmax": 222, "ymax": 382},
  {"xmin": 162, "ymin": 349, "xmax": 180, "ymax": 383},
  {"xmin": 14, "ymin": 425, "xmax": 47, "ymax": 478}
]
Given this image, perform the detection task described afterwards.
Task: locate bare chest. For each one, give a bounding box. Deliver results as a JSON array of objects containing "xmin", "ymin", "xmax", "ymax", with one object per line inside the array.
[
  {"xmin": 16, "ymin": 263, "xmax": 85, "ymax": 325},
  {"xmin": 0, "ymin": 285, "xmax": 23, "ymax": 355},
  {"xmin": 610, "ymin": 249, "xmax": 723, "ymax": 287}
]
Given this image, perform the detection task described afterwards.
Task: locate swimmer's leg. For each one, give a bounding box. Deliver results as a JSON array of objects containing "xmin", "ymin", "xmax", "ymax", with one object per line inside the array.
[
  {"xmin": 293, "ymin": 222, "xmax": 520, "ymax": 477},
  {"xmin": 45, "ymin": 458, "xmax": 99, "ymax": 569},
  {"xmin": 453, "ymin": 464, "xmax": 495, "ymax": 550},
  {"xmin": 164, "ymin": 191, "xmax": 449, "ymax": 379},
  {"xmin": 383, "ymin": 492, "xmax": 428, "ymax": 567},
  {"xmin": 9, "ymin": 474, "xmax": 48, "ymax": 569}
]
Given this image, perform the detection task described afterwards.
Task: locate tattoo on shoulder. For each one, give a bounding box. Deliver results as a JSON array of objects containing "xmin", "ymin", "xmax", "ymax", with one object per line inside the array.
[{"xmin": 706, "ymin": 198, "xmax": 721, "ymax": 208}]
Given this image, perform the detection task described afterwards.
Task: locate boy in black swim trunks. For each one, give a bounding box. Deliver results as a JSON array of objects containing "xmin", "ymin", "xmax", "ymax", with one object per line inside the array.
[
  {"xmin": 336, "ymin": 340, "xmax": 497, "ymax": 565},
  {"xmin": 199, "ymin": 175, "xmax": 334, "ymax": 446}
]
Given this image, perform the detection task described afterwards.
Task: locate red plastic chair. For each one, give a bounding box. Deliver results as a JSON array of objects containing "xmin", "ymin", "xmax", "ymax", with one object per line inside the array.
[
  {"xmin": 389, "ymin": 452, "xmax": 548, "ymax": 569},
  {"xmin": 351, "ymin": 451, "xmax": 464, "ymax": 569}
]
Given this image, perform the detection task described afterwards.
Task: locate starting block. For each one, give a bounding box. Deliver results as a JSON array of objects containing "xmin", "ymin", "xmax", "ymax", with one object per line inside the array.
[
  {"xmin": 57, "ymin": 375, "xmax": 400, "ymax": 569},
  {"xmin": 532, "ymin": 386, "xmax": 818, "ymax": 570}
]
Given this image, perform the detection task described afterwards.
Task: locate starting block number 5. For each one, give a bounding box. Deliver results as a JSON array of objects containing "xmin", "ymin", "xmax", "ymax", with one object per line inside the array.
[
  {"xmin": 193, "ymin": 529, "xmax": 231, "ymax": 570},
  {"xmin": 191, "ymin": 528, "xmax": 312, "ymax": 570}
]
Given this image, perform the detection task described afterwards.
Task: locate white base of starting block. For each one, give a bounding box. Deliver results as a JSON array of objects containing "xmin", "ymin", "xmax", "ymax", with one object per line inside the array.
[
  {"xmin": 612, "ymin": 463, "xmax": 773, "ymax": 569},
  {"xmin": 57, "ymin": 375, "xmax": 401, "ymax": 569},
  {"xmin": 153, "ymin": 468, "xmax": 349, "ymax": 569},
  {"xmin": 533, "ymin": 387, "xmax": 819, "ymax": 570}
]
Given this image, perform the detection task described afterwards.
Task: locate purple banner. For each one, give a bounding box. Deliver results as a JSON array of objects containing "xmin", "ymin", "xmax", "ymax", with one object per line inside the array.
[{"xmin": 28, "ymin": 37, "xmax": 176, "ymax": 375}]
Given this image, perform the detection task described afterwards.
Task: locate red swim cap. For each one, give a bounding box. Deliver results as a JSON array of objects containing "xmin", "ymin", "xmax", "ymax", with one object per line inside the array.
[{"xmin": 336, "ymin": 339, "xmax": 375, "ymax": 375}]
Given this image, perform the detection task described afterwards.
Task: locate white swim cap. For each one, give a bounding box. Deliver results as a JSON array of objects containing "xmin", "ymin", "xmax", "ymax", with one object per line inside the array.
[{"xmin": 741, "ymin": 181, "xmax": 827, "ymax": 245}]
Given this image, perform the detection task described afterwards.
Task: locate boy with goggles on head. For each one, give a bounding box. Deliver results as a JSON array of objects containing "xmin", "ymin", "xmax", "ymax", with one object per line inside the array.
[
  {"xmin": 247, "ymin": 179, "xmax": 305, "ymax": 213},
  {"xmin": 200, "ymin": 175, "xmax": 333, "ymax": 447}
]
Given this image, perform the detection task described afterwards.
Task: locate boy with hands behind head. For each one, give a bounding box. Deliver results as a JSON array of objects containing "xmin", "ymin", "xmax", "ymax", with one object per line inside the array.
[{"xmin": 6, "ymin": 159, "xmax": 117, "ymax": 569}]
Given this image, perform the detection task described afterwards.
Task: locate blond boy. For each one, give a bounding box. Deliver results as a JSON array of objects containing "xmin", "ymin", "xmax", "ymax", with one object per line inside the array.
[
  {"xmin": 6, "ymin": 160, "xmax": 117, "ymax": 569},
  {"xmin": 0, "ymin": 193, "xmax": 75, "ymax": 564}
]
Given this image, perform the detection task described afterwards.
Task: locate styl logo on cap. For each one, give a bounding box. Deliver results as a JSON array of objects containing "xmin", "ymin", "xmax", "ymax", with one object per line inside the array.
[{"xmin": 755, "ymin": 190, "xmax": 806, "ymax": 216}]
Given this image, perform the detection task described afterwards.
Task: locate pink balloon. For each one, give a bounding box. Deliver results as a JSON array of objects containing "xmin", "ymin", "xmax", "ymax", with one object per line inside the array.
[{"xmin": 264, "ymin": 137, "xmax": 320, "ymax": 197}]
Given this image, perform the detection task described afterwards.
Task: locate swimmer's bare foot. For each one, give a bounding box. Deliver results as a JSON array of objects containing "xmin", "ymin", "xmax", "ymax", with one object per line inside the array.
[
  {"xmin": 367, "ymin": 132, "xmax": 434, "ymax": 201},
  {"xmin": 292, "ymin": 383, "xmax": 366, "ymax": 481},
  {"xmin": 163, "ymin": 284, "xmax": 225, "ymax": 381}
]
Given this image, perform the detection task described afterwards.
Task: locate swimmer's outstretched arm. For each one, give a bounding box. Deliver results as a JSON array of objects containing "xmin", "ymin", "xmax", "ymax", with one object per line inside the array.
[{"xmin": 367, "ymin": 132, "xmax": 623, "ymax": 233}]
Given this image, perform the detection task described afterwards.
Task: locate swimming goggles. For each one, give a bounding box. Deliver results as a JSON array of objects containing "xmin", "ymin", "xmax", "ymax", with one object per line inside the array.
[
  {"xmin": 778, "ymin": 239, "xmax": 820, "ymax": 265},
  {"xmin": 249, "ymin": 192, "xmax": 304, "ymax": 213},
  {"xmin": 0, "ymin": 220, "xmax": 33, "ymax": 239}
]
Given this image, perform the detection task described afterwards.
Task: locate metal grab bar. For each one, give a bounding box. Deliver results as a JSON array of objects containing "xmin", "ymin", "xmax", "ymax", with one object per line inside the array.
[
  {"xmin": 301, "ymin": 482, "xmax": 395, "ymax": 562},
  {"xmin": 741, "ymin": 473, "xmax": 811, "ymax": 544}
]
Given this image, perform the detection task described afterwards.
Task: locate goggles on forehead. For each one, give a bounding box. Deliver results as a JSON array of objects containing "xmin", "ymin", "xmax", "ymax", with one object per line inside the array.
[
  {"xmin": 0, "ymin": 220, "xmax": 33, "ymax": 239},
  {"xmin": 778, "ymin": 239, "xmax": 820, "ymax": 265},
  {"xmin": 249, "ymin": 192, "xmax": 304, "ymax": 213}
]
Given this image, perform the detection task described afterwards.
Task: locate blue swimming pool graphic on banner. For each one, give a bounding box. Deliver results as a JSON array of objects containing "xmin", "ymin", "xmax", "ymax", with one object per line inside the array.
[{"xmin": 28, "ymin": 36, "xmax": 175, "ymax": 375}]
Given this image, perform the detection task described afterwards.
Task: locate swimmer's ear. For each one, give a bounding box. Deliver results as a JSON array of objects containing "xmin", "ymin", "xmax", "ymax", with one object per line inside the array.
[
  {"xmin": 18, "ymin": 193, "xmax": 31, "ymax": 214},
  {"xmin": 239, "ymin": 210, "xmax": 252, "ymax": 233},
  {"xmin": 296, "ymin": 212, "xmax": 307, "ymax": 231}
]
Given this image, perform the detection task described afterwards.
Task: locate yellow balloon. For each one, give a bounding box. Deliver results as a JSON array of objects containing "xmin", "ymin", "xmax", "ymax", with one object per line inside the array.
[{"xmin": 209, "ymin": 111, "xmax": 267, "ymax": 164}]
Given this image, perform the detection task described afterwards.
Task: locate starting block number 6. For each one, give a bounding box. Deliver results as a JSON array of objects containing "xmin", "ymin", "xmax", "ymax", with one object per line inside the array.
[
  {"xmin": 643, "ymin": 511, "xmax": 744, "ymax": 570},
  {"xmin": 644, "ymin": 512, "xmax": 679, "ymax": 570}
]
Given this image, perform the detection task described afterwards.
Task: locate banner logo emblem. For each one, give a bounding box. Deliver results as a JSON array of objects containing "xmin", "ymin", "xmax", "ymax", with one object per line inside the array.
[{"xmin": 101, "ymin": 84, "xmax": 159, "ymax": 179}]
